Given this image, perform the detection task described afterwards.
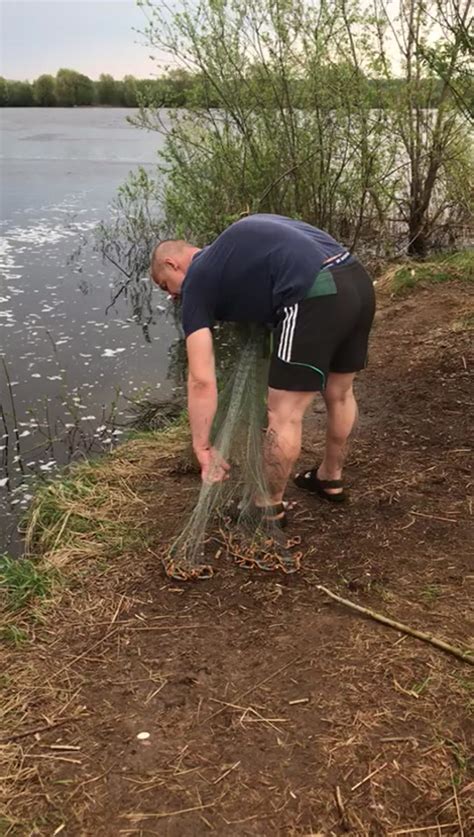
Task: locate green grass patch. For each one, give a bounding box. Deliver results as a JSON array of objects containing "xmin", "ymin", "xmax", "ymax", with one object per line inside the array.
[
  {"xmin": 391, "ymin": 249, "xmax": 474, "ymax": 294},
  {"xmin": 420, "ymin": 584, "xmax": 441, "ymax": 603},
  {"xmin": 0, "ymin": 624, "xmax": 29, "ymax": 646},
  {"xmin": 0, "ymin": 554, "xmax": 55, "ymax": 611}
]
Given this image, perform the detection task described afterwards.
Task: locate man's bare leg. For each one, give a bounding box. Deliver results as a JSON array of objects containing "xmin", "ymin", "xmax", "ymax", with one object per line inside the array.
[
  {"xmin": 318, "ymin": 371, "xmax": 358, "ymax": 495},
  {"xmin": 259, "ymin": 387, "xmax": 316, "ymax": 506}
]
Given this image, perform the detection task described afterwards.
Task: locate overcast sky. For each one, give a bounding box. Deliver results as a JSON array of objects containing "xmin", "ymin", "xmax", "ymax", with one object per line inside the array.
[{"xmin": 0, "ymin": 0, "xmax": 168, "ymax": 80}]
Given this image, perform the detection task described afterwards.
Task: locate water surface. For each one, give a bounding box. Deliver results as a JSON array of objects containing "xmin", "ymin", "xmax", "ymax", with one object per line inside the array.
[{"xmin": 0, "ymin": 108, "xmax": 177, "ymax": 553}]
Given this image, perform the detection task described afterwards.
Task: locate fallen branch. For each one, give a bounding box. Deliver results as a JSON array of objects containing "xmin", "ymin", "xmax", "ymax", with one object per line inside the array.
[{"xmin": 316, "ymin": 586, "xmax": 473, "ymax": 665}]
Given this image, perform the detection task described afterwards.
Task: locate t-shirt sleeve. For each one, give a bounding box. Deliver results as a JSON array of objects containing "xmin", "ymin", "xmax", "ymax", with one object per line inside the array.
[{"xmin": 181, "ymin": 266, "xmax": 215, "ymax": 337}]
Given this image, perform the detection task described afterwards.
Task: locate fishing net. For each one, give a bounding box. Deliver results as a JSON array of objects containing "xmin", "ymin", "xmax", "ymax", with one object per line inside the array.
[{"xmin": 162, "ymin": 325, "xmax": 303, "ymax": 580}]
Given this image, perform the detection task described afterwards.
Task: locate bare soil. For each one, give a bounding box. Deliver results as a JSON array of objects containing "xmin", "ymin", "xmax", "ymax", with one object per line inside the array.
[{"xmin": 1, "ymin": 281, "xmax": 473, "ymax": 836}]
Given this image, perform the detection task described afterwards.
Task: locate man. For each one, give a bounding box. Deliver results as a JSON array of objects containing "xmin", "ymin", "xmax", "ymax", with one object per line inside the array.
[{"xmin": 150, "ymin": 214, "xmax": 375, "ymax": 526}]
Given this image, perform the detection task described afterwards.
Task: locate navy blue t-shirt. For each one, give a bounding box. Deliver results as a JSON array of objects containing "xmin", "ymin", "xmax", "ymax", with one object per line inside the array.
[{"xmin": 181, "ymin": 214, "xmax": 349, "ymax": 337}]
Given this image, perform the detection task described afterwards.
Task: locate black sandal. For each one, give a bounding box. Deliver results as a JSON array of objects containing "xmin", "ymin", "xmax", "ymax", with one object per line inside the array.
[{"xmin": 293, "ymin": 468, "xmax": 346, "ymax": 503}]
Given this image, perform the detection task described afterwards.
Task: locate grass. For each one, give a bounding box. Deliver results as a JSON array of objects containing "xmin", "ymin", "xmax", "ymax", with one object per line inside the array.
[
  {"xmin": 389, "ymin": 249, "xmax": 474, "ymax": 294},
  {"xmin": 421, "ymin": 584, "xmax": 441, "ymax": 603},
  {"xmin": 23, "ymin": 424, "xmax": 190, "ymax": 569},
  {"xmin": 0, "ymin": 624, "xmax": 29, "ymax": 646},
  {"xmin": 0, "ymin": 554, "xmax": 55, "ymax": 611},
  {"xmin": 0, "ymin": 423, "xmax": 190, "ymax": 618},
  {"xmin": 410, "ymin": 675, "xmax": 432, "ymax": 696}
]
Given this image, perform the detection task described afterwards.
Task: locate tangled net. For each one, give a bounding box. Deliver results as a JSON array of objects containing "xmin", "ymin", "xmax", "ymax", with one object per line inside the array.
[{"xmin": 162, "ymin": 326, "xmax": 303, "ymax": 580}]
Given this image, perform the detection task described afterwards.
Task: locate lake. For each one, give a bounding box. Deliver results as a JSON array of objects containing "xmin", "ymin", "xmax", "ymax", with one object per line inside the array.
[{"xmin": 0, "ymin": 108, "xmax": 177, "ymax": 554}]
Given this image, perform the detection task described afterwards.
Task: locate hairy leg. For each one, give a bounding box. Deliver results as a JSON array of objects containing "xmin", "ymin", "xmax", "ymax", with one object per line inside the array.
[
  {"xmin": 259, "ymin": 387, "xmax": 316, "ymax": 505},
  {"xmin": 319, "ymin": 371, "xmax": 358, "ymax": 494}
]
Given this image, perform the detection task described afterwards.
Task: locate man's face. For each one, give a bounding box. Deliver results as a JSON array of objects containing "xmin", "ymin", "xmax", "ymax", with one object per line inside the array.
[{"xmin": 153, "ymin": 261, "xmax": 183, "ymax": 299}]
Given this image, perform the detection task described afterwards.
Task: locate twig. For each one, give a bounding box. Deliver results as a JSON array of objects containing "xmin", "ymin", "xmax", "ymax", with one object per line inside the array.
[
  {"xmin": 22, "ymin": 754, "xmax": 82, "ymax": 764},
  {"xmin": 257, "ymin": 151, "xmax": 318, "ymax": 206},
  {"xmin": 214, "ymin": 760, "xmax": 240, "ymax": 784},
  {"xmin": 316, "ymin": 586, "xmax": 474, "ymax": 665},
  {"xmin": 110, "ymin": 593, "xmax": 126, "ymax": 626},
  {"xmin": 0, "ymin": 402, "xmax": 9, "ymax": 475},
  {"xmin": 433, "ymin": 781, "xmax": 474, "ymax": 815},
  {"xmin": 335, "ymin": 785, "xmax": 350, "ymax": 830},
  {"xmin": 351, "ymin": 762, "xmax": 387, "ymax": 791},
  {"xmin": 1, "ymin": 355, "xmax": 24, "ymax": 474},
  {"xmin": 411, "ymin": 511, "xmax": 459, "ymax": 523},
  {"xmin": 3, "ymin": 715, "xmax": 85, "ymax": 744},
  {"xmin": 49, "ymin": 744, "xmax": 81, "ymax": 751},
  {"xmin": 47, "ymin": 627, "xmax": 119, "ymax": 680},
  {"xmin": 451, "ymin": 770, "xmax": 464, "ymax": 837},
  {"xmin": 202, "ymin": 657, "xmax": 301, "ymax": 723},
  {"xmin": 121, "ymin": 798, "xmax": 221, "ymax": 821},
  {"xmin": 103, "ymin": 254, "xmax": 134, "ymax": 315},
  {"xmin": 389, "ymin": 825, "xmax": 458, "ymax": 835}
]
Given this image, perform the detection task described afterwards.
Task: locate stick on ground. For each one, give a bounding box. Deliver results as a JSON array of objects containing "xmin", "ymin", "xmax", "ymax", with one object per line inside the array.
[{"xmin": 316, "ymin": 585, "xmax": 473, "ymax": 665}]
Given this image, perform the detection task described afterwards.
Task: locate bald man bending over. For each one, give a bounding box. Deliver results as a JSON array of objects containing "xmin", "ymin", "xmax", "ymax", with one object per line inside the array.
[{"xmin": 150, "ymin": 214, "xmax": 375, "ymax": 527}]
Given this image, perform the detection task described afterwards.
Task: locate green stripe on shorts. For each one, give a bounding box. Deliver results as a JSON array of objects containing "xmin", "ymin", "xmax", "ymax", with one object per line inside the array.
[{"xmin": 305, "ymin": 268, "xmax": 337, "ymax": 298}]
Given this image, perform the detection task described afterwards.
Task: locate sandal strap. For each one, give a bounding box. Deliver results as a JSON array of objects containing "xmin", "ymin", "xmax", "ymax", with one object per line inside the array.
[
  {"xmin": 316, "ymin": 478, "xmax": 343, "ymax": 489},
  {"xmin": 299, "ymin": 469, "xmax": 343, "ymax": 489}
]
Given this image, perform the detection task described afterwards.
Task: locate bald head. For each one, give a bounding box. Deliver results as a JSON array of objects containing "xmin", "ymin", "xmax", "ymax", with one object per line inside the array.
[{"xmin": 150, "ymin": 238, "xmax": 200, "ymax": 297}]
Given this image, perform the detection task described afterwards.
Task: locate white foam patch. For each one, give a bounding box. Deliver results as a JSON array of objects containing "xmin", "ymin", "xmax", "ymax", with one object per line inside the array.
[
  {"xmin": 39, "ymin": 460, "xmax": 56, "ymax": 472},
  {"xmin": 102, "ymin": 347, "xmax": 126, "ymax": 358}
]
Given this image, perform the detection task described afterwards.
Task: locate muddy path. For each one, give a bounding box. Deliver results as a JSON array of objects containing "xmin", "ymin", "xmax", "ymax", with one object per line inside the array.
[{"xmin": 1, "ymin": 281, "xmax": 473, "ymax": 836}]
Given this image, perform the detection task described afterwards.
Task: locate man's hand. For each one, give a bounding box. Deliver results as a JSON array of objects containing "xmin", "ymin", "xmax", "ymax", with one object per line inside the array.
[{"xmin": 195, "ymin": 446, "xmax": 230, "ymax": 483}]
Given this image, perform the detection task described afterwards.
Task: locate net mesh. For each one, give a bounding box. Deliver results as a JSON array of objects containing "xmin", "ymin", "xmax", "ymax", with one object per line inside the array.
[{"xmin": 162, "ymin": 325, "xmax": 303, "ymax": 580}]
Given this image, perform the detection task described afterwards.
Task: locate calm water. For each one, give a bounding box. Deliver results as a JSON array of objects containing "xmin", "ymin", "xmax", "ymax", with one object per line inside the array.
[{"xmin": 0, "ymin": 108, "xmax": 177, "ymax": 553}]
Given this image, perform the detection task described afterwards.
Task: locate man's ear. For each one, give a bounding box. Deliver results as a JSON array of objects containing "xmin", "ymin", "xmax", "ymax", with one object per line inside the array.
[{"xmin": 164, "ymin": 256, "xmax": 177, "ymax": 270}]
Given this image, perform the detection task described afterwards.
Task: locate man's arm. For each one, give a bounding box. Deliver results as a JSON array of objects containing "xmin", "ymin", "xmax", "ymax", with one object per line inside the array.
[{"xmin": 186, "ymin": 328, "xmax": 219, "ymax": 471}]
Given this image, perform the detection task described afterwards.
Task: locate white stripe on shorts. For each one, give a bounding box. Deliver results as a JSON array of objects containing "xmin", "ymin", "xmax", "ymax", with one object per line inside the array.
[{"xmin": 278, "ymin": 303, "xmax": 299, "ymax": 362}]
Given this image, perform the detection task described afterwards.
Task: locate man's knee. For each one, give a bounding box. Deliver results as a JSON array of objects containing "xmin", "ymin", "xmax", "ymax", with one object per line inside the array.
[
  {"xmin": 324, "ymin": 372, "xmax": 356, "ymax": 405},
  {"xmin": 267, "ymin": 387, "xmax": 315, "ymax": 425}
]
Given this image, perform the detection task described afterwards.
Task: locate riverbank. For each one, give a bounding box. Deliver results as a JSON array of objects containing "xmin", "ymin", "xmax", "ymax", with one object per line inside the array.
[{"xmin": 1, "ymin": 257, "xmax": 473, "ymax": 834}]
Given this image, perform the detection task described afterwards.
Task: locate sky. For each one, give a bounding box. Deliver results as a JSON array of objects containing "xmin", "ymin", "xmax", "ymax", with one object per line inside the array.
[{"xmin": 0, "ymin": 0, "xmax": 169, "ymax": 81}]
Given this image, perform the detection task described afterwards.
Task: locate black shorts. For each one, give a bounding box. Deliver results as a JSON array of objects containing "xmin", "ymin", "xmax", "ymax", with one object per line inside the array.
[{"xmin": 268, "ymin": 258, "xmax": 376, "ymax": 392}]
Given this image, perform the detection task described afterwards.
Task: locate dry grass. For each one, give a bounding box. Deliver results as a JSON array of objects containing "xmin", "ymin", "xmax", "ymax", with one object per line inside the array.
[
  {"xmin": 23, "ymin": 424, "xmax": 191, "ymax": 570},
  {"xmin": 375, "ymin": 249, "xmax": 474, "ymax": 295}
]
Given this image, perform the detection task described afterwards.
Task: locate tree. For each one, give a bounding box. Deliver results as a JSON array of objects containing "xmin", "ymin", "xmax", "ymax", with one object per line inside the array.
[
  {"xmin": 107, "ymin": 0, "xmax": 472, "ymax": 260},
  {"xmin": 55, "ymin": 68, "xmax": 94, "ymax": 106},
  {"xmin": 0, "ymin": 77, "xmax": 8, "ymax": 105},
  {"xmin": 121, "ymin": 75, "xmax": 139, "ymax": 107},
  {"xmin": 418, "ymin": 0, "xmax": 474, "ymax": 124},
  {"xmin": 33, "ymin": 74, "xmax": 56, "ymax": 106},
  {"xmin": 373, "ymin": 0, "xmax": 473, "ymax": 256},
  {"xmin": 136, "ymin": 0, "xmax": 398, "ymax": 248},
  {"xmin": 98, "ymin": 73, "xmax": 117, "ymax": 105},
  {"xmin": 6, "ymin": 80, "xmax": 34, "ymax": 106}
]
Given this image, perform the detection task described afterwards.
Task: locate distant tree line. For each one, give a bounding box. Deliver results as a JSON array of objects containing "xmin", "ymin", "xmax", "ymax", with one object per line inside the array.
[
  {"xmin": 0, "ymin": 69, "xmax": 148, "ymax": 107},
  {"xmin": 0, "ymin": 66, "xmax": 448, "ymax": 109}
]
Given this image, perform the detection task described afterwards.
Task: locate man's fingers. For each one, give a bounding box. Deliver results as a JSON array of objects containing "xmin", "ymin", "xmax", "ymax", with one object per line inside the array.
[{"xmin": 202, "ymin": 468, "xmax": 229, "ymax": 484}]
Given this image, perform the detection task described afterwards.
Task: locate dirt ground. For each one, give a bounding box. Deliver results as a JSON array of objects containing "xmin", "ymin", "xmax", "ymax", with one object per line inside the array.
[{"xmin": 1, "ymin": 280, "xmax": 473, "ymax": 836}]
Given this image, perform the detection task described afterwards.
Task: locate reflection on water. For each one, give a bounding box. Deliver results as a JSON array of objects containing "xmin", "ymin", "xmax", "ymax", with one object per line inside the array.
[{"xmin": 0, "ymin": 108, "xmax": 178, "ymax": 554}]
